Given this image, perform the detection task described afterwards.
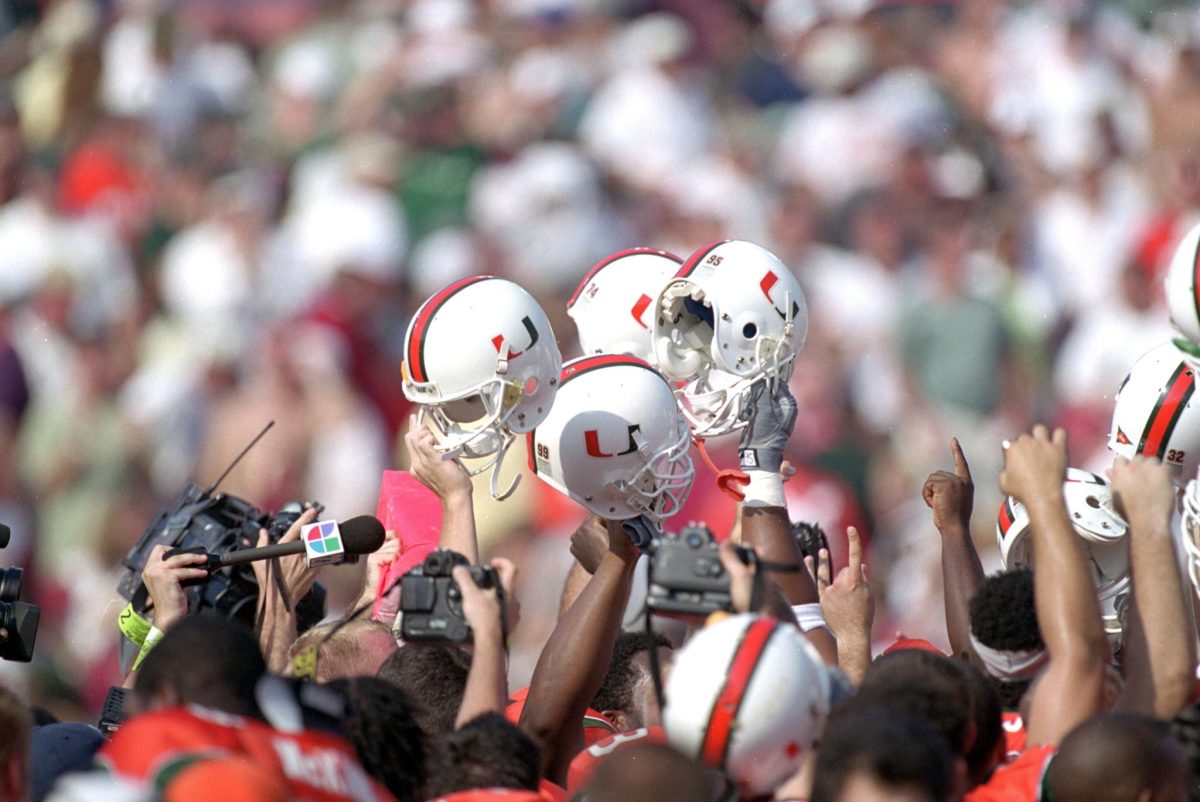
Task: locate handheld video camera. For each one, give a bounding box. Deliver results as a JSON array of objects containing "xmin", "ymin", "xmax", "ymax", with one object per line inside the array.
[
  {"xmin": 116, "ymin": 422, "xmax": 323, "ymax": 628},
  {"xmin": 400, "ymin": 549, "xmax": 504, "ymax": 643},
  {"xmin": 0, "ymin": 525, "xmax": 39, "ymax": 663},
  {"xmin": 117, "ymin": 484, "xmax": 322, "ymax": 622},
  {"xmin": 647, "ymin": 523, "xmax": 755, "ymax": 616}
]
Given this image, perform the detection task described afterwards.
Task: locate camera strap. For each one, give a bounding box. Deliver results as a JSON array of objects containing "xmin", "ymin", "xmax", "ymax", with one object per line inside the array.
[
  {"xmin": 269, "ymin": 558, "xmax": 293, "ymax": 614},
  {"xmin": 643, "ymin": 606, "xmax": 666, "ymax": 716}
]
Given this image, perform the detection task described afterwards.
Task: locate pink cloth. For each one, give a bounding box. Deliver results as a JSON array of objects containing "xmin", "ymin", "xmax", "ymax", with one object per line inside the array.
[{"xmin": 371, "ymin": 471, "xmax": 441, "ymax": 622}]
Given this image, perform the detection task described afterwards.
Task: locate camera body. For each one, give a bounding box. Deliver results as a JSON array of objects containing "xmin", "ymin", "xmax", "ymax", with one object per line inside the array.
[
  {"xmin": 400, "ymin": 549, "xmax": 503, "ymax": 643},
  {"xmin": 792, "ymin": 520, "xmax": 828, "ymax": 563},
  {"xmin": 117, "ymin": 483, "xmax": 322, "ymax": 623},
  {"xmin": 647, "ymin": 523, "xmax": 754, "ymax": 616},
  {"xmin": 0, "ymin": 565, "xmax": 38, "ymax": 663}
]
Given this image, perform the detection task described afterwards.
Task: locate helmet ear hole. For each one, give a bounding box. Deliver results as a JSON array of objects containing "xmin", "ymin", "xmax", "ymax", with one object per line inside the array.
[{"xmin": 742, "ymin": 322, "xmax": 757, "ymax": 338}]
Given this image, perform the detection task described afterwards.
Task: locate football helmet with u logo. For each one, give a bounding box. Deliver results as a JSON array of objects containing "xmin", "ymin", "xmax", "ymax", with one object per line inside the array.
[
  {"xmin": 663, "ymin": 614, "xmax": 830, "ymax": 798},
  {"xmin": 1108, "ymin": 339, "xmax": 1200, "ymax": 487},
  {"xmin": 527, "ymin": 354, "xmax": 693, "ymax": 526},
  {"xmin": 996, "ymin": 468, "xmax": 1130, "ymax": 640},
  {"xmin": 1164, "ymin": 220, "xmax": 1200, "ymax": 345},
  {"xmin": 652, "ymin": 240, "xmax": 808, "ymax": 438},
  {"xmin": 567, "ymin": 247, "xmax": 682, "ymax": 363},
  {"xmin": 403, "ymin": 276, "xmax": 562, "ymax": 499}
]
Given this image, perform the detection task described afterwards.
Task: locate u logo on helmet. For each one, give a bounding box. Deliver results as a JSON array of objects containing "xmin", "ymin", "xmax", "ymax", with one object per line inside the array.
[
  {"xmin": 585, "ymin": 425, "xmax": 641, "ymax": 458},
  {"xmin": 491, "ymin": 316, "xmax": 540, "ymax": 360},
  {"xmin": 630, "ymin": 294, "xmax": 653, "ymax": 329}
]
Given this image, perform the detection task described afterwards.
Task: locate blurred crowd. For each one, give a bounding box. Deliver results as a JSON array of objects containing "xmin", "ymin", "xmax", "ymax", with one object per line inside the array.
[{"xmin": 1, "ymin": 0, "xmax": 1199, "ymax": 713}]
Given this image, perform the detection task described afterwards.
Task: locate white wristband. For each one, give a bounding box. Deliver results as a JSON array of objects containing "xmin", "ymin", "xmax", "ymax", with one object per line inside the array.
[
  {"xmin": 742, "ymin": 469, "xmax": 785, "ymax": 509},
  {"xmin": 792, "ymin": 603, "xmax": 826, "ymax": 633}
]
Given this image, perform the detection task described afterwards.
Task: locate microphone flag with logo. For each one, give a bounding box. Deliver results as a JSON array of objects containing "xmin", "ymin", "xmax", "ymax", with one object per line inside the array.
[{"xmin": 301, "ymin": 520, "xmax": 346, "ymax": 566}]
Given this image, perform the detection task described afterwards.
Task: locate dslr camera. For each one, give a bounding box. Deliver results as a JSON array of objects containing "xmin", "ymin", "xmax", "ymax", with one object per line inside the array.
[
  {"xmin": 0, "ymin": 525, "xmax": 39, "ymax": 662},
  {"xmin": 400, "ymin": 549, "xmax": 504, "ymax": 643},
  {"xmin": 647, "ymin": 523, "xmax": 755, "ymax": 616}
]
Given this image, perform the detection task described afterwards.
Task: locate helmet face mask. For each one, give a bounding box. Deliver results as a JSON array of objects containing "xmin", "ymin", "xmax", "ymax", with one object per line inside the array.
[
  {"xmin": 653, "ymin": 241, "xmax": 807, "ymax": 438},
  {"xmin": 403, "ymin": 276, "xmax": 562, "ymax": 499},
  {"xmin": 996, "ymin": 469, "xmax": 1130, "ymax": 641},
  {"xmin": 1180, "ymin": 476, "xmax": 1200, "ymax": 598},
  {"xmin": 1109, "ymin": 339, "xmax": 1200, "ymax": 487},
  {"xmin": 529, "ymin": 355, "xmax": 695, "ymax": 527}
]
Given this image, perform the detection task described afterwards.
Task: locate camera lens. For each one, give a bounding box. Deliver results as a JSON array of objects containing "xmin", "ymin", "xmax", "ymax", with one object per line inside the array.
[
  {"xmin": 0, "ymin": 600, "xmax": 12, "ymax": 633},
  {"xmin": 0, "ymin": 568, "xmax": 21, "ymax": 603}
]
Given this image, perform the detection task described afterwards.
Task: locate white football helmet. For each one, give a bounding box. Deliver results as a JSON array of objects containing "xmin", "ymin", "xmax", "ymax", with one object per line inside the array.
[
  {"xmin": 996, "ymin": 468, "xmax": 1130, "ymax": 640},
  {"xmin": 1108, "ymin": 339, "xmax": 1200, "ymax": 487},
  {"xmin": 527, "ymin": 355, "xmax": 693, "ymax": 526},
  {"xmin": 652, "ymin": 240, "xmax": 808, "ymax": 438},
  {"xmin": 1165, "ymin": 220, "xmax": 1200, "ymax": 344},
  {"xmin": 663, "ymin": 614, "xmax": 830, "ymax": 798},
  {"xmin": 403, "ymin": 276, "xmax": 562, "ymax": 499},
  {"xmin": 567, "ymin": 247, "xmax": 682, "ymax": 363}
]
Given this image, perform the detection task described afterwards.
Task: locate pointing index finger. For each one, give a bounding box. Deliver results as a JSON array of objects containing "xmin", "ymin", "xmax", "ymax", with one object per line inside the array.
[
  {"xmin": 951, "ymin": 438, "xmax": 972, "ymax": 483},
  {"xmin": 846, "ymin": 526, "xmax": 862, "ymax": 572}
]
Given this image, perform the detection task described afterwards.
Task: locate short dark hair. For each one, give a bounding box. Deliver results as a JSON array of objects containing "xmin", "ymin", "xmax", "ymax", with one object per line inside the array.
[
  {"xmin": 325, "ymin": 677, "xmax": 426, "ymax": 802},
  {"xmin": 969, "ymin": 569, "xmax": 1042, "ymax": 710},
  {"xmin": 578, "ymin": 742, "xmax": 716, "ymax": 802},
  {"xmin": 812, "ymin": 703, "xmax": 955, "ymax": 802},
  {"xmin": 377, "ymin": 644, "xmax": 470, "ymax": 738},
  {"xmin": 424, "ymin": 713, "xmax": 540, "ymax": 798},
  {"xmin": 969, "ymin": 569, "xmax": 1042, "ymax": 652},
  {"xmin": 858, "ymin": 650, "xmax": 972, "ymax": 755},
  {"xmin": 1170, "ymin": 701, "xmax": 1200, "ymax": 801},
  {"xmin": 135, "ymin": 615, "xmax": 265, "ymax": 718},
  {"xmin": 1050, "ymin": 713, "xmax": 1187, "ymax": 802},
  {"xmin": 959, "ymin": 658, "xmax": 1003, "ymax": 785},
  {"xmin": 591, "ymin": 632, "xmax": 670, "ymax": 715}
]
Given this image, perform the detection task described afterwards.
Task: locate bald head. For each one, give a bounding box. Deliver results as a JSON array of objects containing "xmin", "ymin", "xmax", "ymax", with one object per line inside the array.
[
  {"xmin": 581, "ymin": 743, "xmax": 721, "ymax": 802},
  {"xmin": 1047, "ymin": 714, "xmax": 1186, "ymax": 802}
]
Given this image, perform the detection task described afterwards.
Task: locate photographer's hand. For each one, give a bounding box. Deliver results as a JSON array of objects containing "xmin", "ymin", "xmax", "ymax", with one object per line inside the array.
[
  {"xmin": 453, "ymin": 558, "xmax": 515, "ymax": 729},
  {"xmin": 407, "ymin": 415, "xmax": 479, "ymax": 564},
  {"xmin": 352, "ymin": 530, "xmax": 400, "ymax": 619},
  {"xmin": 254, "ymin": 507, "xmax": 319, "ymax": 674},
  {"xmin": 143, "ymin": 545, "xmax": 209, "ymax": 631},
  {"xmin": 253, "ymin": 507, "xmax": 320, "ymax": 603},
  {"xmin": 717, "ymin": 542, "xmax": 798, "ymax": 625}
]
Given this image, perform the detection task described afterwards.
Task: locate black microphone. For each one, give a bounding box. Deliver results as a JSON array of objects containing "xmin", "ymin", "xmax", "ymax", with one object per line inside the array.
[{"xmin": 166, "ymin": 516, "xmax": 386, "ymax": 569}]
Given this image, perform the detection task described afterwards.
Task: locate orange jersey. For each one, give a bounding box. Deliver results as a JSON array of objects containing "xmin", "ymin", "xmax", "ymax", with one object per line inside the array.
[
  {"xmin": 566, "ymin": 726, "xmax": 667, "ymax": 795},
  {"xmin": 966, "ymin": 744, "xmax": 1055, "ymax": 802},
  {"xmin": 428, "ymin": 792, "xmax": 545, "ymax": 802},
  {"xmin": 98, "ymin": 705, "xmax": 394, "ymax": 802},
  {"xmin": 505, "ymin": 685, "xmax": 618, "ymax": 749},
  {"xmin": 1001, "ymin": 711, "xmax": 1027, "ymax": 761}
]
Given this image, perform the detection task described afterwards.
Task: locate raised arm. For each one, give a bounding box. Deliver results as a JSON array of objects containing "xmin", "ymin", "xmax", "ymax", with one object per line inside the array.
[
  {"xmin": 922, "ymin": 438, "xmax": 985, "ymax": 660},
  {"xmin": 454, "ymin": 558, "xmax": 516, "ymax": 729},
  {"xmin": 812, "ymin": 526, "xmax": 874, "ymax": 685},
  {"xmin": 406, "ymin": 416, "xmax": 478, "ymax": 564},
  {"xmin": 519, "ymin": 519, "xmax": 639, "ymax": 785},
  {"xmin": 1110, "ymin": 456, "xmax": 1195, "ymax": 718},
  {"xmin": 1001, "ymin": 426, "xmax": 1108, "ymax": 747},
  {"xmin": 737, "ymin": 380, "xmax": 837, "ymax": 664}
]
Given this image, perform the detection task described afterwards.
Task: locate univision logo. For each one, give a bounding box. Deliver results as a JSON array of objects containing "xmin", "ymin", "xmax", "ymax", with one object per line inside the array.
[{"xmin": 305, "ymin": 522, "xmax": 342, "ymax": 554}]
